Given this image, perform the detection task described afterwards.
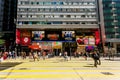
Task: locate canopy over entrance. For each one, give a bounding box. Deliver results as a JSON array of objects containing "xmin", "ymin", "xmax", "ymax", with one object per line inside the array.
[{"xmin": 28, "ymin": 44, "xmax": 41, "ymax": 50}]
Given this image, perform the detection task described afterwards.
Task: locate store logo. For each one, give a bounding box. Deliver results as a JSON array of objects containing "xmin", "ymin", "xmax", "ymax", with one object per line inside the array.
[{"xmin": 24, "ymin": 37, "xmax": 29, "ymax": 43}]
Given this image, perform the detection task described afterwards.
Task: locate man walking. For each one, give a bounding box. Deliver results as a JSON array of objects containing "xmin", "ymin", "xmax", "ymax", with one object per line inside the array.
[{"xmin": 91, "ymin": 51, "xmax": 101, "ymax": 67}]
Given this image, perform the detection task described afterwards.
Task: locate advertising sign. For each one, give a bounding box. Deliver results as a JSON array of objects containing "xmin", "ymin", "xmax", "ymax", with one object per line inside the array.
[
  {"xmin": 89, "ymin": 37, "xmax": 95, "ymax": 45},
  {"xmin": 21, "ymin": 37, "xmax": 31, "ymax": 46},
  {"xmin": 76, "ymin": 36, "xmax": 89, "ymax": 45},
  {"xmin": 16, "ymin": 29, "xmax": 21, "ymax": 44},
  {"xmin": 21, "ymin": 30, "xmax": 31, "ymax": 46},
  {"xmin": 62, "ymin": 31, "xmax": 75, "ymax": 41},
  {"xmin": 47, "ymin": 34, "xmax": 59, "ymax": 40},
  {"xmin": 21, "ymin": 30, "xmax": 31, "ymax": 37},
  {"xmin": 32, "ymin": 31, "xmax": 45, "ymax": 41},
  {"xmin": 76, "ymin": 36, "xmax": 95, "ymax": 45}
]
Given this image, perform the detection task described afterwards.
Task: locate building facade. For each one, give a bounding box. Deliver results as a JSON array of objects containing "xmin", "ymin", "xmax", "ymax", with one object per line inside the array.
[
  {"xmin": 0, "ymin": 0, "xmax": 17, "ymax": 51},
  {"xmin": 17, "ymin": 0, "xmax": 101, "ymax": 55},
  {"xmin": 100, "ymin": 0, "xmax": 120, "ymax": 54}
]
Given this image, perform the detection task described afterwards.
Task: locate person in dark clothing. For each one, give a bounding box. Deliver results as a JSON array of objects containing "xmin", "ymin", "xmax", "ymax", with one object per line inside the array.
[
  {"xmin": 91, "ymin": 51, "xmax": 101, "ymax": 67},
  {"xmin": 96, "ymin": 51, "xmax": 101, "ymax": 65},
  {"xmin": 83, "ymin": 52, "xmax": 88, "ymax": 60}
]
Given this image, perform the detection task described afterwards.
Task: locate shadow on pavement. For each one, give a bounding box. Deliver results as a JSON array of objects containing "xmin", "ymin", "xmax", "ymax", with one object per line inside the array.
[
  {"xmin": 0, "ymin": 62, "xmax": 22, "ymax": 71},
  {"xmin": 105, "ymin": 59, "xmax": 120, "ymax": 61},
  {"xmin": 83, "ymin": 64, "xmax": 94, "ymax": 67}
]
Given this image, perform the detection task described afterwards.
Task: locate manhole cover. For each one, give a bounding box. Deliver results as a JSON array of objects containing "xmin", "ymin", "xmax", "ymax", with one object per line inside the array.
[
  {"xmin": 19, "ymin": 68, "xmax": 28, "ymax": 70},
  {"xmin": 101, "ymin": 72, "xmax": 114, "ymax": 75}
]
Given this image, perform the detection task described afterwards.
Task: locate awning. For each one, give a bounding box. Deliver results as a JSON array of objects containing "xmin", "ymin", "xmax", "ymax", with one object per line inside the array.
[
  {"xmin": 28, "ymin": 45, "xmax": 41, "ymax": 50},
  {"xmin": 53, "ymin": 45, "xmax": 62, "ymax": 49}
]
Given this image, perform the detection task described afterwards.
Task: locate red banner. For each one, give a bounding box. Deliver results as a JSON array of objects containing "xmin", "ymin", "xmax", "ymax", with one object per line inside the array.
[
  {"xmin": 16, "ymin": 29, "xmax": 21, "ymax": 44},
  {"xmin": 95, "ymin": 31, "xmax": 100, "ymax": 45}
]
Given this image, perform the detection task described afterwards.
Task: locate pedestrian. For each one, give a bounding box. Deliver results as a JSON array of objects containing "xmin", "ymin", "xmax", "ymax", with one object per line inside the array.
[
  {"xmin": 59, "ymin": 52, "xmax": 62, "ymax": 57},
  {"xmin": 21, "ymin": 51, "xmax": 26, "ymax": 59},
  {"xmin": 96, "ymin": 51, "xmax": 101, "ymax": 65},
  {"xmin": 83, "ymin": 52, "xmax": 87, "ymax": 60},
  {"xmin": 91, "ymin": 51, "xmax": 100, "ymax": 67},
  {"xmin": 29, "ymin": 52, "xmax": 33, "ymax": 59},
  {"xmin": 11, "ymin": 50, "xmax": 15, "ymax": 59},
  {"xmin": 42, "ymin": 51, "xmax": 46, "ymax": 60},
  {"xmin": 64, "ymin": 51, "xmax": 68, "ymax": 61},
  {"xmin": 33, "ymin": 51, "xmax": 39, "ymax": 61},
  {"xmin": 74, "ymin": 51, "xmax": 77, "ymax": 58},
  {"xmin": 77, "ymin": 52, "xmax": 81, "ymax": 58},
  {"xmin": 38, "ymin": 51, "xmax": 41, "ymax": 59},
  {"xmin": 8, "ymin": 51, "xmax": 12, "ymax": 59}
]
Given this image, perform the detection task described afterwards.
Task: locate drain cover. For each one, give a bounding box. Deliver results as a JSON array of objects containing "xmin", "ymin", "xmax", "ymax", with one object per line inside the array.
[{"xmin": 101, "ymin": 72, "xmax": 114, "ymax": 75}]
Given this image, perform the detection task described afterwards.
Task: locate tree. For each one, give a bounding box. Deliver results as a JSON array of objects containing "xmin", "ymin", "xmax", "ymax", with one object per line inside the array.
[{"xmin": 0, "ymin": 39, "xmax": 5, "ymax": 45}]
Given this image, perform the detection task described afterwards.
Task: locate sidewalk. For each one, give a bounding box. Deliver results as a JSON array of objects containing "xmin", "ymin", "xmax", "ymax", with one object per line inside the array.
[{"xmin": 0, "ymin": 57, "xmax": 120, "ymax": 80}]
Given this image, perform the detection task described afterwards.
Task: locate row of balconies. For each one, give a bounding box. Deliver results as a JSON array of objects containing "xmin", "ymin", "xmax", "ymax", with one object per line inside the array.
[
  {"xmin": 17, "ymin": 18, "xmax": 97, "ymax": 21},
  {"xmin": 16, "ymin": 24, "xmax": 99, "ymax": 29},
  {"xmin": 17, "ymin": 12, "xmax": 97, "ymax": 15},
  {"xmin": 18, "ymin": 5, "xmax": 96, "ymax": 9}
]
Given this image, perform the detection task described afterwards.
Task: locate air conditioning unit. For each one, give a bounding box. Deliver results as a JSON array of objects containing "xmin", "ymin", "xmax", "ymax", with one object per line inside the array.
[
  {"xmin": 111, "ymin": 2, "xmax": 116, "ymax": 4},
  {"xmin": 113, "ymin": 14, "xmax": 117, "ymax": 16},
  {"xmin": 114, "ymin": 20, "xmax": 118, "ymax": 22},
  {"xmin": 112, "ymin": 8, "xmax": 116, "ymax": 10}
]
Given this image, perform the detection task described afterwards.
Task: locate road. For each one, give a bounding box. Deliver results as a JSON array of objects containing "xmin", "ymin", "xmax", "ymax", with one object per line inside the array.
[{"xmin": 0, "ymin": 57, "xmax": 120, "ymax": 80}]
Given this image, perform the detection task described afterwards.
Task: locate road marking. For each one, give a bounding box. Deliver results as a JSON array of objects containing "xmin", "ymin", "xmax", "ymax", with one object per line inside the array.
[
  {"xmin": 1, "ymin": 69, "xmax": 120, "ymax": 72},
  {"xmin": 0, "ymin": 74, "xmax": 120, "ymax": 78}
]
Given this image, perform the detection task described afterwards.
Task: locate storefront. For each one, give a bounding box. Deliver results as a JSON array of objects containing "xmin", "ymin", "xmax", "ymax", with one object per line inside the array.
[
  {"xmin": 76, "ymin": 29, "xmax": 100, "ymax": 52},
  {"xmin": 16, "ymin": 29, "xmax": 100, "ymax": 55}
]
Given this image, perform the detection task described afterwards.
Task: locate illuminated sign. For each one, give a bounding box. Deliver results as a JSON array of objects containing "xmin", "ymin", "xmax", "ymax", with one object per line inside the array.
[
  {"xmin": 32, "ymin": 31, "xmax": 45, "ymax": 41},
  {"xmin": 21, "ymin": 37, "xmax": 31, "ymax": 45},
  {"xmin": 62, "ymin": 31, "xmax": 75, "ymax": 41},
  {"xmin": 47, "ymin": 34, "xmax": 59, "ymax": 40},
  {"xmin": 76, "ymin": 36, "xmax": 95, "ymax": 45}
]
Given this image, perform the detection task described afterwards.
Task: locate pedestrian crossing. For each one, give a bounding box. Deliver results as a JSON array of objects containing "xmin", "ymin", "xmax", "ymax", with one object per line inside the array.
[{"xmin": 0, "ymin": 58, "xmax": 120, "ymax": 80}]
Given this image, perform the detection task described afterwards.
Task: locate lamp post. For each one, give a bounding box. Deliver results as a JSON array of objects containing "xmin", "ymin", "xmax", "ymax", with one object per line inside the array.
[{"xmin": 70, "ymin": 42, "xmax": 71, "ymax": 60}]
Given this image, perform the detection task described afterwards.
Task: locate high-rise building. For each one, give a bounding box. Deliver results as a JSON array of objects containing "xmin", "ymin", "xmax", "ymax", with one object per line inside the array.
[
  {"xmin": 99, "ymin": 0, "xmax": 120, "ymax": 53},
  {"xmin": 0, "ymin": 0, "xmax": 17, "ymax": 51},
  {"xmin": 17, "ymin": 0, "xmax": 101, "ymax": 55}
]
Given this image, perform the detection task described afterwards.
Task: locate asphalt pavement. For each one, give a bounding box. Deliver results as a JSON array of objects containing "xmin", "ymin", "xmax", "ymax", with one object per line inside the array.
[{"xmin": 0, "ymin": 57, "xmax": 120, "ymax": 80}]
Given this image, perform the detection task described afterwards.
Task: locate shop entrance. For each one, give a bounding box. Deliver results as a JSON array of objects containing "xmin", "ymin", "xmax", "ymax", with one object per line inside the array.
[
  {"xmin": 117, "ymin": 44, "xmax": 120, "ymax": 53},
  {"xmin": 53, "ymin": 49, "xmax": 61, "ymax": 56},
  {"xmin": 63, "ymin": 42, "xmax": 77, "ymax": 56},
  {"xmin": 52, "ymin": 42, "xmax": 62, "ymax": 56}
]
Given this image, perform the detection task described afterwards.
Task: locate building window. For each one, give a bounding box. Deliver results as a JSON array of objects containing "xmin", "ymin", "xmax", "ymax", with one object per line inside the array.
[
  {"xmin": 51, "ymin": 2, "xmax": 57, "ymax": 5},
  {"xmin": 81, "ymin": 15, "xmax": 86, "ymax": 18},
  {"xmin": 60, "ymin": 15, "xmax": 64, "ymax": 18},
  {"xmin": 43, "ymin": 2, "xmax": 51, "ymax": 5},
  {"xmin": 81, "ymin": 22, "xmax": 86, "ymax": 24},
  {"xmin": 66, "ymin": 15, "xmax": 71, "ymax": 18}
]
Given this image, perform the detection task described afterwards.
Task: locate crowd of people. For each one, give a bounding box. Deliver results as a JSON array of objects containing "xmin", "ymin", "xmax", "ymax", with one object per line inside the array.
[{"xmin": 0, "ymin": 50, "xmax": 101, "ymax": 67}]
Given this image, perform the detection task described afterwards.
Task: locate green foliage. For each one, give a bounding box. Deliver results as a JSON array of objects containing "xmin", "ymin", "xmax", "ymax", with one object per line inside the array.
[{"xmin": 0, "ymin": 39, "xmax": 5, "ymax": 44}]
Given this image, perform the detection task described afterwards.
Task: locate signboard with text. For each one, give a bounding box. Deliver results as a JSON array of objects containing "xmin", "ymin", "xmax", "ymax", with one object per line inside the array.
[
  {"xmin": 62, "ymin": 31, "xmax": 75, "ymax": 41},
  {"xmin": 32, "ymin": 31, "xmax": 45, "ymax": 41}
]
